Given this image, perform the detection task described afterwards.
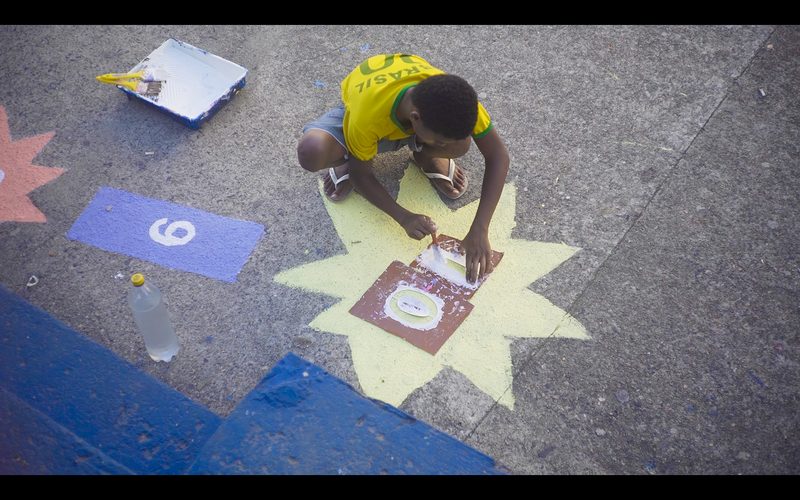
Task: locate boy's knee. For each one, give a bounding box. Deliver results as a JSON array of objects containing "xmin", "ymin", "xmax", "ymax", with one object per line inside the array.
[
  {"xmin": 451, "ymin": 138, "xmax": 472, "ymax": 158},
  {"xmin": 429, "ymin": 138, "xmax": 471, "ymax": 159},
  {"xmin": 297, "ymin": 136, "xmax": 328, "ymax": 172}
]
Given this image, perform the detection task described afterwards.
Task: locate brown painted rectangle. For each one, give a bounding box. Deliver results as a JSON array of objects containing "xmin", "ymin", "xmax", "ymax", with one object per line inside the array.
[{"xmin": 349, "ymin": 260, "xmax": 474, "ymax": 355}]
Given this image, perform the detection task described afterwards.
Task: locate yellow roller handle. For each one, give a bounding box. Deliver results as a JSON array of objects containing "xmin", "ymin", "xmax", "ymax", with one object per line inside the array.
[{"xmin": 96, "ymin": 70, "xmax": 146, "ymax": 85}]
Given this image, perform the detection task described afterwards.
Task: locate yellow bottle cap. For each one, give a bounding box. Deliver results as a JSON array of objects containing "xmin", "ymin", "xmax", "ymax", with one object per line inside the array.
[{"xmin": 131, "ymin": 273, "xmax": 145, "ymax": 287}]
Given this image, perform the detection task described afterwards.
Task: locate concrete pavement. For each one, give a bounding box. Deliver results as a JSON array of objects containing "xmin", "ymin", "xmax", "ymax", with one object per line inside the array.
[{"xmin": 0, "ymin": 25, "xmax": 797, "ymax": 474}]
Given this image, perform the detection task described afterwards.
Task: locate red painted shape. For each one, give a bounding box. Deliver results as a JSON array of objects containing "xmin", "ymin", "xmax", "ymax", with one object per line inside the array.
[{"xmin": 0, "ymin": 106, "xmax": 64, "ymax": 223}]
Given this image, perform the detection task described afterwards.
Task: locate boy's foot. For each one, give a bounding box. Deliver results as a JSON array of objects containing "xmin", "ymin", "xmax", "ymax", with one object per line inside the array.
[
  {"xmin": 322, "ymin": 163, "xmax": 353, "ymax": 202},
  {"xmin": 410, "ymin": 152, "xmax": 468, "ymax": 200}
]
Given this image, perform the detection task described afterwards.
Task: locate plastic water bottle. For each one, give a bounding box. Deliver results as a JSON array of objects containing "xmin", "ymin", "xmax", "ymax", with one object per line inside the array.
[{"xmin": 128, "ymin": 273, "xmax": 179, "ymax": 362}]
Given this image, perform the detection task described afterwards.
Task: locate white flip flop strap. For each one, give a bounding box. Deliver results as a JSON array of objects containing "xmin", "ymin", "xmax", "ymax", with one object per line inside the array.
[
  {"xmin": 328, "ymin": 167, "xmax": 350, "ymax": 186},
  {"xmin": 422, "ymin": 159, "xmax": 456, "ymax": 184}
]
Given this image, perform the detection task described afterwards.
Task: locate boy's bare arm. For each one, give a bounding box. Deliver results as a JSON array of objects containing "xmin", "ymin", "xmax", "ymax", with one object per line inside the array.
[
  {"xmin": 348, "ymin": 157, "xmax": 438, "ymax": 240},
  {"xmin": 463, "ymin": 127, "xmax": 510, "ymax": 282}
]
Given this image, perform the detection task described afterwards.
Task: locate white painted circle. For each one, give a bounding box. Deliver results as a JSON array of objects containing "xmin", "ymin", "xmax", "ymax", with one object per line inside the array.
[{"xmin": 384, "ymin": 284, "xmax": 444, "ymax": 331}]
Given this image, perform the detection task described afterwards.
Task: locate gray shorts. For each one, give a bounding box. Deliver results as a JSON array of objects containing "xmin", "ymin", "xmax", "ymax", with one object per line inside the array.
[{"xmin": 302, "ymin": 105, "xmax": 411, "ymax": 160}]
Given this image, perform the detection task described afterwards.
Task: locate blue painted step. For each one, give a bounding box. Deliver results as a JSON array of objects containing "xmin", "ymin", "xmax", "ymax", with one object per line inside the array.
[
  {"xmin": 0, "ymin": 285, "xmax": 222, "ymax": 474},
  {"xmin": 1, "ymin": 285, "xmax": 504, "ymax": 475},
  {"xmin": 0, "ymin": 386, "xmax": 131, "ymax": 474},
  {"xmin": 189, "ymin": 353, "xmax": 505, "ymax": 475}
]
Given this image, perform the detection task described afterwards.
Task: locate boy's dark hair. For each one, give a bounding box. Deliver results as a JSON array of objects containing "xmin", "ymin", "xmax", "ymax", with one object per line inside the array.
[{"xmin": 411, "ymin": 74, "xmax": 478, "ymax": 140}]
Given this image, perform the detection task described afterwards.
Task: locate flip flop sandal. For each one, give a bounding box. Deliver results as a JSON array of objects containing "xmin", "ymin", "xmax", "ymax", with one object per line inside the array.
[
  {"xmin": 325, "ymin": 167, "xmax": 353, "ymax": 202},
  {"xmin": 409, "ymin": 154, "xmax": 468, "ymax": 200}
]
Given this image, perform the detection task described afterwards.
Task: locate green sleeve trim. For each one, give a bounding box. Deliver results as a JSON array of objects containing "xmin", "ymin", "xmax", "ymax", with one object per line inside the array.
[
  {"xmin": 472, "ymin": 121, "xmax": 494, "ymax": 139},
  {"xmin": 390, "ymin": 83, "xmax": 418, "ymax": 132}
]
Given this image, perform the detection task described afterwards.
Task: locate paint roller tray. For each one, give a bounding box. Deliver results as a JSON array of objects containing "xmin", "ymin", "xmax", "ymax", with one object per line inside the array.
[{"xmin": 119, "ymin": 38, "xmax": 247, "ymax": 129}]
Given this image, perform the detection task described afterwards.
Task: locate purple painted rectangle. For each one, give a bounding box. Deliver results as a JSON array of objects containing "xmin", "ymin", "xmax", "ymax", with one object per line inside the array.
[{"xmin": 67, "ymin": 187, "xmax": 265, "ymax": 282}]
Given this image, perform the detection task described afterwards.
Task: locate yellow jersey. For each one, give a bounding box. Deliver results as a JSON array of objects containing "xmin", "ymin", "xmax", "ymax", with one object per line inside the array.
[{"xmin": 340, "ymin": 53, "xmax": 493, "ymax": 161}]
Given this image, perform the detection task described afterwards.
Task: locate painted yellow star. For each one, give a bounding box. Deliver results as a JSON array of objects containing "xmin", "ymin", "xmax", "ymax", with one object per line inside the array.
[{"xmin": 275, "ymin": 165, "xmax": 590, "ymax": 409}]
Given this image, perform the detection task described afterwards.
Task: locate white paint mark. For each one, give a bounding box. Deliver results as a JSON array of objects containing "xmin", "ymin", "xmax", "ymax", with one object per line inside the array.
[
  {"xmin": 114, "ymin": 273, "xmax": 125, "ymax": 280},
  {"xmin": 26, "ymin": 275, "xmax": 39, "ymax": 287},
  {"xmin": 417, "ymin": 246, "xmax": 478, "ymax": 290},
  {"xmin": 384, "ymin": 284, "xmax": 444, "ymax": 330},
  {"xmin": 145, "ymin": 151, "xmax": 155, "ymax": 155},
  {"xmin": 149, "ymin": 218, "xmax": 196, "ymax": 246},
  {"xmin": 622, "ymin": 141, "xmax": 673, "ymax": 153},
  {"xmin": 428, "ymin": 242, "xmax": 446, "ymax": 268},
  {"xmin": 0, "ymin": 168, "xmax": 5, "ymax": 185}
]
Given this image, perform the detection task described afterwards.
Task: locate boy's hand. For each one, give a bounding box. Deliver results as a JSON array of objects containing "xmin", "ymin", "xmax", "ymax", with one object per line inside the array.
[
  {"xmin": 400, "ymin": 213, "xmax": 438, "ymax": 240},
  {"xmin": 461, "ymin": 227, "xmax": 494, "ymax": 283}
]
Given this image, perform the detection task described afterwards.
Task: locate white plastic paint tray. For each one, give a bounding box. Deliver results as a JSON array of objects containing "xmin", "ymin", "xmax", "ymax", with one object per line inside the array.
[{"xmin": 120, "ymin": 38, "xmax": 248, "ymax": 129}]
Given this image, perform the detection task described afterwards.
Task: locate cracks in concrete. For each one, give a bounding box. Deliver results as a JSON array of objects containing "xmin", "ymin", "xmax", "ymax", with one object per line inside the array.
[{"xmin": 464, "ymin": 26, "xmax": 778, "ymax": 448}]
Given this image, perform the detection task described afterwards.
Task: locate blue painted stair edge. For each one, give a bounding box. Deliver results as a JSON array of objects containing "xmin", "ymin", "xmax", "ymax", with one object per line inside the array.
[
  {"xmin": 189, "ymin": 353, "xmax": 506, "ymax": 475},
  {"xmin": 0, "ymin": 385, "xmax": 132, "ymax": 474},
  {"xmin": 0, "ymin": 285, "xmax": 222, "ymax": 474},
  {"xmin": 1, "ymin": 285, "xmax": 505, "ymax": 475}
]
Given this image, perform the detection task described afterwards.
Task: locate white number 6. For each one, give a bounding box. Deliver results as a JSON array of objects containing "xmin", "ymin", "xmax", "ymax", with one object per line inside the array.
[{"xmin": 149, "ymin": 218, "xmax": 196, "ymax": 246}]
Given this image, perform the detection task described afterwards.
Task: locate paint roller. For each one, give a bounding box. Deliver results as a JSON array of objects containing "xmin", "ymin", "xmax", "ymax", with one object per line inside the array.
[{"xmin": 96, "ymin": 68, "xmax": 164, "ymax": 99}]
